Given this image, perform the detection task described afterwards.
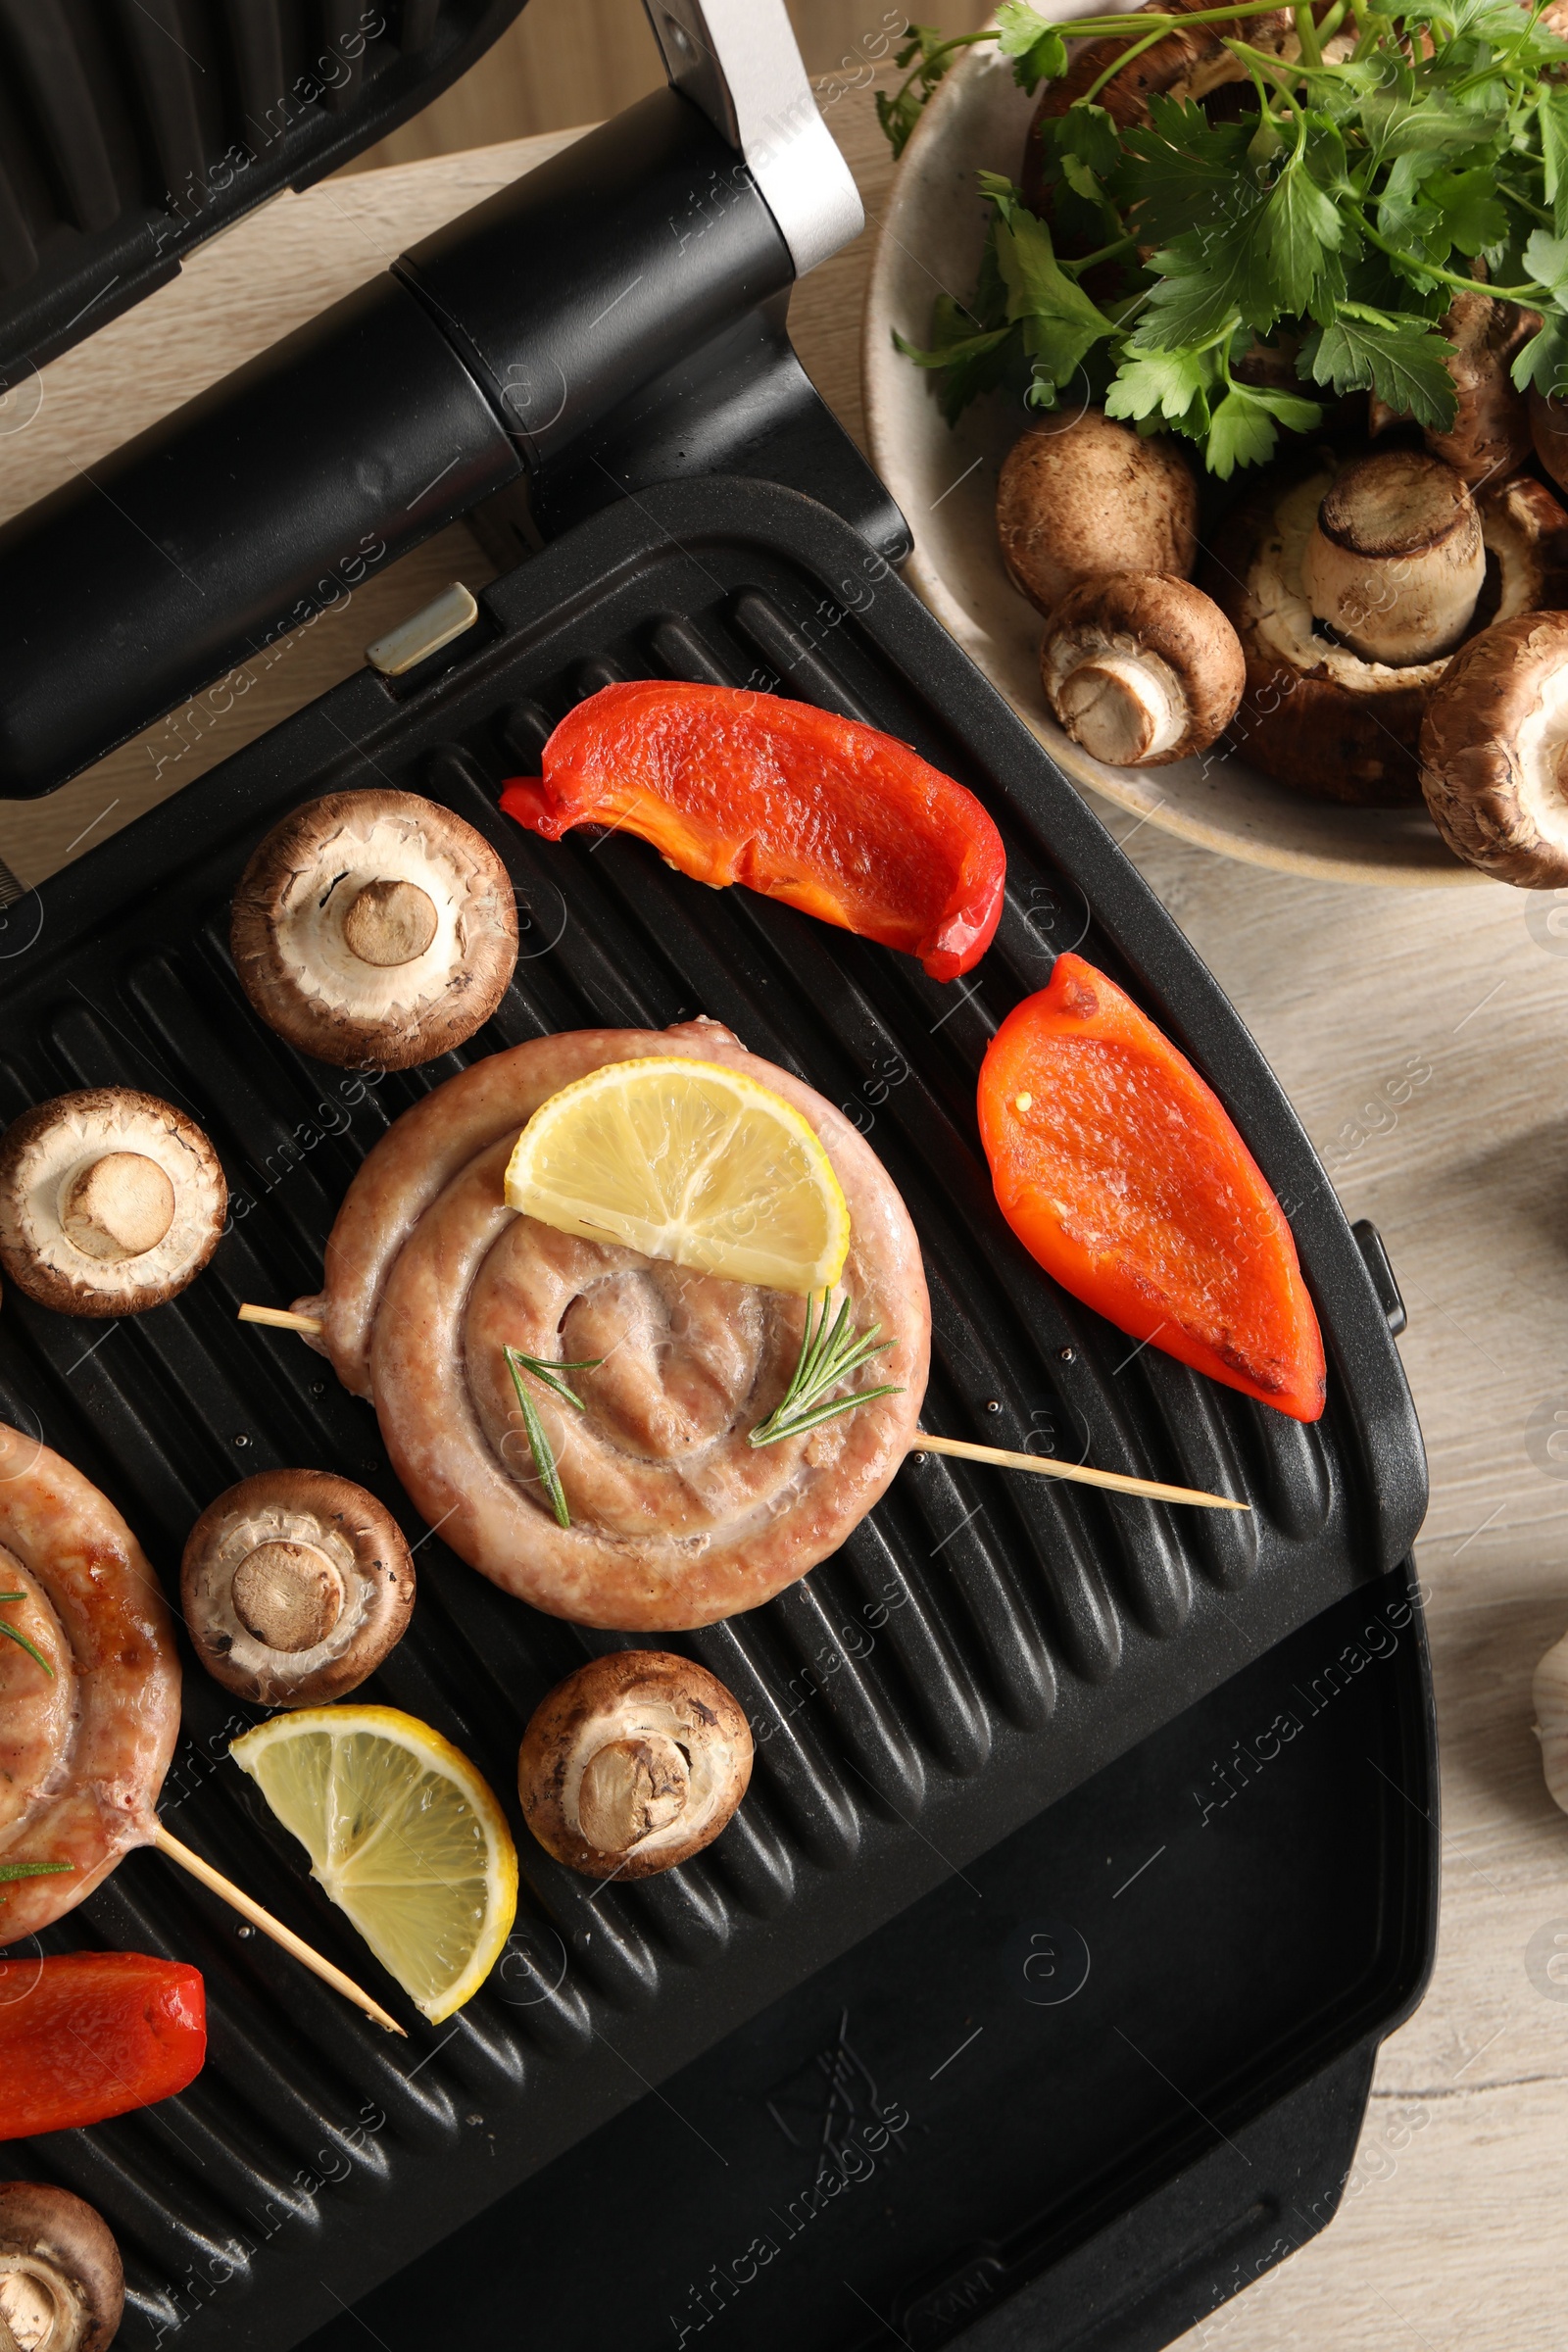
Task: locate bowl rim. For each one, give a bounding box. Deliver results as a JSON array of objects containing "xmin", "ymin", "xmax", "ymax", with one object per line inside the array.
[{"xmin": 859, "ymin": 25, "xmax": 1489, "ymax": 891}]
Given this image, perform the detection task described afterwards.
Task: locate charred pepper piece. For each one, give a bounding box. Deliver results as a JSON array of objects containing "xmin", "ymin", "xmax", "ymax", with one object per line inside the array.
[
  {"xmin": 501, "ymin": 681, "xmax": 1006, "ymax": 981},
  {"xmin": 978, "ymin": 954, "xmax": 1325, "ymax": 1422},
  {"xmin": 0, "ymin": 1951, "xmax": 206, "ymax": 2139}
]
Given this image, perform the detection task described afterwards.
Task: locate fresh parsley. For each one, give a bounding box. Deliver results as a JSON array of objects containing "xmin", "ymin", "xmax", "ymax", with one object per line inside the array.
[{"xmin": 884, "ymin": 1, "xmax": 1568, "ymax": 474}]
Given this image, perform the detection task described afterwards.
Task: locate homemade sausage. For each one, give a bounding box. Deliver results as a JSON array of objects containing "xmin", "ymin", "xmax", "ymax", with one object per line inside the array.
[
  {"xmin": 297, "ymin": 1022, "xmax": 931, "ymax": 1630},
  {"xmin": 0, "ymin": 1425, "xmax": 180, "ymax": 1942}
]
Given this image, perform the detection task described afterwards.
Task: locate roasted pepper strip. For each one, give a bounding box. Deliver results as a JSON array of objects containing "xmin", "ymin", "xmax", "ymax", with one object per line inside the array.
[
  {"xmin": 0, "ymin": 1951, "xmax": 206, "ymax": 2139},
  {"xmin": 978, "ymin": 955, "xmax": 1326, "ymax": 1422},
  {"xmin": 501, "ymin": 681, "xmax": 1006, "ymax": 981}
]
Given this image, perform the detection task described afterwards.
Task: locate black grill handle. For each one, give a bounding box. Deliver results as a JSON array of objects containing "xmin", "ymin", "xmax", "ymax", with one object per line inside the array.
[{"xmin": 0, "ymin": 84, "xmax": 814, "ymax": 800}]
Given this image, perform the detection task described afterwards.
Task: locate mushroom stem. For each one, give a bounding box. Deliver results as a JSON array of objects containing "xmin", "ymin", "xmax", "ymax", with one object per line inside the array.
[
  {"xmin": 1303, "ymin": 451, "xmax": 1484, "ymax": 664},
  {"xmin": 1054, "ymin": 651, "xmax": 1189, "ymax": 765},
  {"xmin": 0, "ymin": 2268, "xmax": 66, "ymax": 2352},
  {"xmin": 342, "ymin": 879, "xmax": 439, "ymax": 967},
  {"xmin": 577, "ymin": 1734, "xmax": 690, "ymax": 1856},
  {"xmin": 231, "ymin": 1540, "xmax": 344, "ymax": 1652},
  {"xmin": 60, "ymin": 1152, "xmax": 176, "ymax": 1262},
  {"xmin": 0, "ymin": 2184, "xmax": 122, "ymax": 2352}
]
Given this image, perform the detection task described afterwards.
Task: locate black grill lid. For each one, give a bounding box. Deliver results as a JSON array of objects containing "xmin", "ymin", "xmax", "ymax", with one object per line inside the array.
[
  {"xmin": 0, "ymin": 0, "xmax": 529, "ymax": 380},
  {"xmin": 0, "ymin": 478, "xmax": 1427, "ymax": 2349}
]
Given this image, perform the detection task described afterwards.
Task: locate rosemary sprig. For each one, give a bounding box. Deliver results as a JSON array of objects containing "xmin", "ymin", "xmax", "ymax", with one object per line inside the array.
[
  {"xmin": 0, "ymin": 1860, "xmax": 74, "ymax": 1884},
  {"xmin": 749, "ymin": 1294, "xmax": 905, "ymax": 1447},
  {"xmin": 0, "ymin": 1592, "xmax": 53, "ymax": 1678},
  {"xmin": 503, "ymin": 1348, "xmax": 603, "ymax": 1529}
]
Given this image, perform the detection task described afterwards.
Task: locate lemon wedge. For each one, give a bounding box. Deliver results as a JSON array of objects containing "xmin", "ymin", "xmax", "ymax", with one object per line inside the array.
[
  {"xmin": 229, "ymin": 1705, "xmax": 517, "ymax": 2024},
  {"xmin": 503, "ymin": 1055, "xmax": 851, "ymax": 1295}
]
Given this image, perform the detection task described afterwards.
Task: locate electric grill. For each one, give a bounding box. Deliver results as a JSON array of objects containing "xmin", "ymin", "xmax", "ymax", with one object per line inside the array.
[{"xmin": 0, "ymin": 9, "xmax": 1435, "ymax": 2348}]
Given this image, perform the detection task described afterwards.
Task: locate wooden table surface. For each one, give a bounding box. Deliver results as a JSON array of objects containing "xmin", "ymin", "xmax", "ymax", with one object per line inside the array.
[{"xmin": 8, "ymin": 84, "xmax": 1567, "ymax": 2352}]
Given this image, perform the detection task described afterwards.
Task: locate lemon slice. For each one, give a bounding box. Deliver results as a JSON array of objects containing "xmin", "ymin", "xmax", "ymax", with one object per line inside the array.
[
  {"xmin": 230, "ymin": 1705, "xmax": 517, "ymax": 2024},
  {"xmin": 503, "ymin": 1055, "xmax": 851, "ymax": 1295}
]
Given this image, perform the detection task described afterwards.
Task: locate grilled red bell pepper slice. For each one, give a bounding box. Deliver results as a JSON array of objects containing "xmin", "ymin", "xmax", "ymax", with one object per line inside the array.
[
  {"xmin": 501, "ymin": 681, "xmax": 1006, "ymax": 981},
  {"xmin": 978, "ymin": 954, "xmax": 1326, "ymax": 1422},
  {"xmin": 0, "ymin": 1951, "xmax": 206, "ymax": 2139}
]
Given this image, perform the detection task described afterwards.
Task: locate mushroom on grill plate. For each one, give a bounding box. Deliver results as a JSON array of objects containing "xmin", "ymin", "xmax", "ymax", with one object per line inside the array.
[
  {"xmin": 1039, "ymin": 573, "xmax": 1246, "ymax": 767},
  {"xmin": 0, "ymin": 2183, "xmax": 122, "ymax": 2352},
  {"xmin": 0, "ymin": 1088, "xmax": 225, "ymax": 1317},
  {"xmin": 1419, "ymin": 610, "xmax": 1568, "ymax": 885},
  {"xmin": 181, "ymin": 1468, "xmax": 416, "ymax": 1707},
  {"xmin": 996, "ymin": 409, "xmax": 1199, "ymax": 617},
  {"xmin": 518, "ymin": 1650, "xmax": 752, "ymax": 1878},
  {"xmin": 1200, "ymin": 450, "xmax": 1568, "ymax": 803},
  {"xmin": 231, "ymin": 788, "xmax": 518, "ymax": 1071}
]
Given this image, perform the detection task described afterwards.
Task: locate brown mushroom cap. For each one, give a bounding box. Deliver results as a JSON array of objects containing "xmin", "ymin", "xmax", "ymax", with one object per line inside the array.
[
  {"xmin": 518, "ymin": 1650, "xmax": 752, "ymax": 1879},
  {"xmin": 1530, "ymin": 383, "xmax": 1568, "ymax": 499},
  {"xmin": 231, "ymin": 789, "xmax": 518, "ymax": 1072},
  {"xmin": 1402, "ymin": 290, "xmax": 1536, "ymax": 485},
  {"xmin": 1039, "ymin": 572, "xmax": 1245, "ymax": 766},
  {"xmin": 996, "ymin": 411, "xmax": 1199, "ymax": 617},
  {"xmin": 1303, "ymin": 450, "xmax": 1484, "ymax": 664},
  {"xmin": 1420, "ymin": 611, "xmax": 1568, "ymax": 885},
  {"xmin": 181, "ymin": 1468, "xmax": 415, "ymax": 1707},
  {"xmin": 0, "ymin": 2182, "xmax": 123, "ymax": 2352},
  {"xmin": 1200, "ymin": 458, "xmax": 1568, "ymax": 805},
  {"xmin": 0, "ymin": 1089, "xmax": 226, "ymax": 1317}
]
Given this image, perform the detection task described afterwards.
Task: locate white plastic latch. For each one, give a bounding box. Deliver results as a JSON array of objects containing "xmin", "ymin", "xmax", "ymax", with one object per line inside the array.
[{"xmin": 367, "ymin": 582, "xmax": 479, "ymax": 677}]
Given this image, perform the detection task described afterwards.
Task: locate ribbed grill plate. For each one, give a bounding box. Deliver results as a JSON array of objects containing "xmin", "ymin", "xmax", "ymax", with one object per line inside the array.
[{"xmin": 0, "ymin": 480, "xmax": 1425, "ymax": 2349}]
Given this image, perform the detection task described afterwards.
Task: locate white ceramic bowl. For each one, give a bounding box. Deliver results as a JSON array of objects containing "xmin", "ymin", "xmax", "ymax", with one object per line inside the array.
[{"xmin": 861, "ymin": 25, "xmax": 1481, "ymax": 887}]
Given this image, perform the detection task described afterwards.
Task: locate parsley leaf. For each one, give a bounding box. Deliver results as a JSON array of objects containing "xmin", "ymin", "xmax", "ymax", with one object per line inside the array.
[
  {"xmin": 1263, "ymin": 160, "xmax": 1346, "ymax": 316},
  {"xmin": 1205, "ymin": 381, "xmax": 1325, "ymax": 479},
  {"xmin": 990, "ymin": 194, "xmax": 1116, "ymax": 384},
  {"xmin": 1423, "ymin": 167, "xmax": 1510, "ymax": 257},
  {"xmin": 996, "ymin": 2, "xmax": 1067, "ymax": 91},
  {"xmin": 1301, "ymin": 308, "xmax": 1458, "ymax": 428},
  {"xmin": 1121, "ymin": 98, "xmax": 1253, "ymax": 246},
  {"xmin": 1104, "ymin": 343, "xmax": 1224, "ymax": 429},
  {"xmin": 1053, "ymin": 101, "xmax": 1121, "ymax": 180},
  {"xmin": 1541, "ymin": 87, "xmax": 1568, "ymax": 237}
]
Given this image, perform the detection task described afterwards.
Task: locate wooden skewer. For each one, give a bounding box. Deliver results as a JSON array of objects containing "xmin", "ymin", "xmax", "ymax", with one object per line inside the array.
[
  {"xmin": 238, "ymin": 1306, "xmax": 1248, "ymax": 1513},
  {"xmin": 910, "ymin": 1432, "xmax": 1249, "ymax": 1512},
  {"xmin": 154, "ymin": 1824, "xmax": 406, "ymax": 2035},
  {"xmin": 238, "ymin": 1303, "xmax": 322, "ymax": 1334}
]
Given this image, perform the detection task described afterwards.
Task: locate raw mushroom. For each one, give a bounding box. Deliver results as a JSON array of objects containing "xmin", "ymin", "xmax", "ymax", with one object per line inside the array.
[
  {"xmin": 1200, "ymin": 455, "xmax": 1568, "ymax": 804},
  {"xmin": 1369, "ymin": 290, "xmax": 1535, "ymax": 486},
  {"xmin": 518, "ymin": 1650, "xmax": 753, "ymax": 1878},
  {"xmin": 231, "ymin": 789, "xmax": 517, "ymax": 1071},
  {"xmin": 1535, "ymin": 1623, "xmax": 1568, "ymax": 1816},
  {"xmin": 1419, "ymin": 610, "xmax": 1568, "ymax": 886},
  {"xmin": 996, "ymin": 410, "xmax": 1199, "ymax": 617},
  {"xmin": 0, "ymin": 2182, "xmax": 122, "ymax": 2352},
  {"xmin": 0, "ymin": 1089, "xmax": 225, "ymax": 1317},
  {"xmin": 181, "ymin": 1468, "xmax": 415, "ymax": 1707},
  {"xmin": 1039, "ymin": 573, "xmax": 1246, "ymax": 767},
  {"xmin": 1302, "ymin": 450, "xmax": 1484, "ymax": 664}
]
